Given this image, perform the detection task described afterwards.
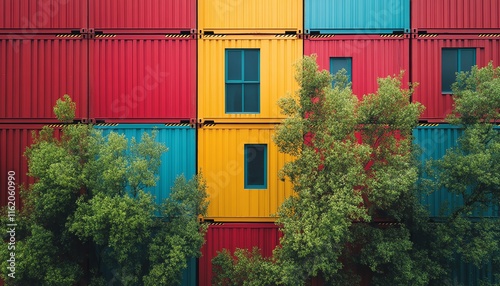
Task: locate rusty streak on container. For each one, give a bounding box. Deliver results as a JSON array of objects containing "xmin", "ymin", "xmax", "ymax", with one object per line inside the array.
[
  {"xmin": 199, "ymin": 223, "xmax": 282, "ymax": 286},
  {"xmin": 0, "ymin": 0, "xmax": 87, "ymax": 30},
  {"xmin": 411, "ymin": 34, "xmax": 500, "ymax": 122},
  {"xmin": 89, "ymin": 35, "xmax": 195, "ymax": 123},
  {"xmin": 411, "ymin": 0, "xmax": 500, "ymax": 33},
  {"xmin": 305, "ymin": 35, "xmax": 410, "ymax": 101},
  {"xmin": 0, "ymin": 35, "xmax": 88, "ymax": 122},
  {"xmin": 0, "ymin": 124, "xmax": 63, "ymax": 208},
  {"xmin": 198, "ymin": 123, "xmax": 294, "ymax": 221},
  {"xmin": 89, "ymin": 0, "xmax": 195, "ymax": 30},
  {"xmin": 198, "ymin": 35, "xmax": 302, "ymax": 123},
  {"xmin": 198, "ymin": 0, "xmax": 302, "ymax": 34}
]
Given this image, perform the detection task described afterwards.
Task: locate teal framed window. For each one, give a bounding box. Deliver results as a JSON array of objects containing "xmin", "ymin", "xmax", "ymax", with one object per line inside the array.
[
  {"xmin": 225, "ymin": 49, "xmax": 260, "ymax": 113},
  {"xmin": 442, "ymin": 48, "xmax": 476, "ymax": 93},
  {"xmin": 244, "ymin": 144, "xmax": 267, "ymax": 189},
  {"xmin": 330, "ymin": 57, "xmax": 352, "ymax": 87}
]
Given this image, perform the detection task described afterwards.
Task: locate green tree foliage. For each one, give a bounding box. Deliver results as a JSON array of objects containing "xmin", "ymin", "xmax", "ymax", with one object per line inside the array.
[
  {"xmin": 213, "ymin": 55, "xmax": 442, "ymax": 285},
  {"xmin": 273, "ymin": 55, "xmax": 426, "ymax": 285},
  {"xmin": 212, "ymin": 248, "xmax": 280, "ymax": 286},
  {"xmin": 0, "ymin": 96, "xmax": 208, "ymax": 285},
  {"xmin": 426, "ymin": 62, "xmax": 500, "ymax": 282}
]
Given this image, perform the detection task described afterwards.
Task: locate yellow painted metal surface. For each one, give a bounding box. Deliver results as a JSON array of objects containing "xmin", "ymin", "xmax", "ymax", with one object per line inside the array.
[
  {"xmin": 198, "ymin": 35, "xmax": 303, "ymax": 123},
  {"xmin": 198, "ymin": 124, "xmax": 294, "ymax": 221},
  {"xmin": 198, "ymin": 0, "xmax": 303, "ymax": 33}
]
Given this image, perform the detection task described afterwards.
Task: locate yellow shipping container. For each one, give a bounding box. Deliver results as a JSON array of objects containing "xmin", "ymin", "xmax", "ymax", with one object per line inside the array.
[
  {"xmin": 198, "ymin": 0, "xmax": 303, "ymax": 34},
  {"xmin": 198, "ymin": 124, "xmax": 294, "ymax": 222},
  {"xmin": 198, "ymin": 35, "xmax": 303, "ymax": 123}
]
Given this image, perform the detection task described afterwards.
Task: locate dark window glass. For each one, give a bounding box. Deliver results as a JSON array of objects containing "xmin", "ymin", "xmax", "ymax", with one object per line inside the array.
[
  {"xmin": 227, "ymin": 50, "xmax": 242, "ymax": 81},
  {"xmin": 225, "ymin": 49, "xmax": 260, "ymax": 113},
  {"xmin": 245, "ymin": 144, "xmax": 267, "ymax": 189}
]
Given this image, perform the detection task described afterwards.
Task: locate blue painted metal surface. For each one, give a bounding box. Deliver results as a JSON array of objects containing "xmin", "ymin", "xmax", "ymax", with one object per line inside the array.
[
  {"xmin": 94, "ymin": 124, "xmax": 196, "ymax": 205},
  {"xmin": 95, "ymin": 124, "xmax": 196, "ymax": 285},
  {"xmin": 182, "ymin": 257, "xmax": 197, "ymax": 286},
  {"xmin": 450, "ymin": 254, "xmax": 498, "ymax": 286},
  {"xmin": 413, "ymin": 124, "xmax": 499, "ymax": 218},
  {"xmin": 305, "ymin": 0, "xmax": 410, "ymax": 34}
]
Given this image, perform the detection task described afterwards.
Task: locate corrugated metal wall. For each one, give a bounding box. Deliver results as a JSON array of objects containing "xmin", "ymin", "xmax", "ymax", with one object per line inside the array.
[
  {"xmin": 305, "ymin": 0, "xmax": 410, "ymax": 34},
  {"xmin": 198, "ymin": 0, "xmax": 302, "ymax": 34},
  {"xmin": 411, "ymin": 0, "xmax": 500, "ymax": 33},
  {"xmin": 0, "ymin": 124, "xmax": 63, "ymax": 208},
  {"xmin": 450, "ymin": 255, "xmax": 499, "ymax": 286},
  {"xmin": 0, "ymin": 0, "xmax": 87, "ymax": 30},
  {"xmin": 89, "ymin": 35, "xmax": 196, "ymax": 123},
  {"xmin": 199, "ymin": 223, "xmax": 282, "ymax": 286},
  {"xmin": 198, "ymin": 124, "xmax": 294, "ymax": 221},
  {"xmin": 305, "ymin": 35, "xmax": 410, "ymax": 100},
  {"xmin": 89, "ymin": 0, "xmax": 195, "ymax": 31},
  {"xmin": 94, "ymin": 124, "xmax": 196, "ymax": 205},
  {"xmin": 198, "ymin": 35, "xmax": 302, "ymax": 123},
  {"xmin": 411, "ymin": 35, "xmax": 500, "ymax": 122},
  {"xmin": 413, "ymin": 124, "xmax": 500, "ymax": 218},
  {"xmin": 0, "ymin": 35, "xmax": 88, "ymax": 122}
]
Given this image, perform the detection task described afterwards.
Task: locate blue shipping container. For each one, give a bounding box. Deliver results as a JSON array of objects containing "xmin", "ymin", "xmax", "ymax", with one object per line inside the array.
[
  {"xmin": 95, "ymin": 124, "xmax": 197, "ymax": 285},
  {"xmin": 450, "ymin": 254, "xmax": 498, "ymax": 286},
  {"xmin": 305, "ymin": 0, "xmax": 410, "ymax": 34},
  {"xmin": 94, "ymin": 124, "xmax": 196, "ymax": 205},
  {"xmin": 413, "ymin": 124, "xmax": 499, "ymax": 218}
]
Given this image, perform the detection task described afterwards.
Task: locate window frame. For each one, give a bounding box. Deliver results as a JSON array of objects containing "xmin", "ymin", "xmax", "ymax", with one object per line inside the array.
[
  {"xmin": 441, "ymin": 48, "xmax": 476, "ymax": 94},
  {"xmin": 330, "ymin": 57, "xmax": 352, "ymax": 88},
  {"xmin": 225, "ymin": 49, "xmax": 261, "ymax": 114},
  {"xmin": 244, "ymin": 144, "xmax": 268, "ymax": 190}
]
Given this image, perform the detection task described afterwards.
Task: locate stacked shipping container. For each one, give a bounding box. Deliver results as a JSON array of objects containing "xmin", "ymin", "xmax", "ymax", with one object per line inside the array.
[
  {"xmin": 197, "ymin": 1, "xmax": 301, "ymax": 283},
  {"xmin": 410, "ymin": 1, "xmax": 500, "ymax": 284},
  {"xmin": 304, "ymin": 34, "xmax": 410, "ymax": 99},
  {"xmin": 1, "ymin": 0, "xmax": 499, "ymax": 284},
  {"xmin": 199, "ymin": 223, "xmax": 282, "ymax": 286},
  {"xmin": 0, "ymin": 0, "xmax": 198, "ymax": 285},
  {"xmin": 411, "ymin": 0, "xmax": 500, "ymax": 122}
]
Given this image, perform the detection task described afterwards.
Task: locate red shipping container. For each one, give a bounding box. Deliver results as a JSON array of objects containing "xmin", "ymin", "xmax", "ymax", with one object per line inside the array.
[
  {"xmin": 304, "ymin": 35, "xmax": 410, "ymax": 101},
  {"xmin": 0, "ymin": 35, "xmax": 88, "ymax": 123},
  {"xmin": 0, "ymin": 124, "xmax": 63, "ymax": 208},
  {"xmin": 199, "ymin": 223, "xmax": 282, "ymax": 286},
  {"xmin": 0, "ymin": 0, "xmax": 87, "ymax": 31},
  {"xmin": 89, "ymin": 35, "xmax": 196, "ymax": 123},
  {"xmin": 89, "ymin": 0, "xmax": 195, "ymax": 32},
  {"xmin": 411, "ymin": 0, "xmax": 500, "ymax": 33},
  {"xmin": 412, "ymin": 34, "xmax": 500, "ymax": 122}
]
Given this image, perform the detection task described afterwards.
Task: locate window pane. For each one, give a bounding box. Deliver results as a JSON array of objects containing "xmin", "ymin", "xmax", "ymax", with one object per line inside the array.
[
  {"xmin": 460, "ymin": 49, "xmax": 476, "ymax": 72},
  {"xmin": 442, "ymin": 49, "xmax": 458, "ymax": 92},
  {"xmin": 243, "ymin": 84, "xmax": 259, "ymax": 113},
  {"xmin": 226, "ymin": 84, "xmax": 242, "ymax": 112},
  {"xmin": 246, "ymin": 145, "xmax": 266, "ymax": 188},
  {"xmin": 331, "ymin": 57, "xmax": 352, "ymax": 87},
  {"xmin": 244, "ymin": 50, "xmax": 259, "ymax": 81},
  {"xmin": 227, "ymin": 50, "xmax": 242, "ymax": 81}
]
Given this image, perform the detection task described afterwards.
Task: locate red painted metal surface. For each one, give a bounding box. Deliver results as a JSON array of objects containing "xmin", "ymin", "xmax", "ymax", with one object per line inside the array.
[
  {"xmin": 412, "ymin": 35, "xmax": 500, "ymax": 122},
  {"xmin": 0, "ymin": 0, "xmax": 87, "ymax": 30},
  {"xmin": 89, "ymin": 0, "xmax": 195, "ymax": 31},
  {"xmin": 304, "ymin": 35, "xmax": 410, "ymax": 101},
  {"xmin": 199, "ymin": 223, "xmax": 282, "ymax": 286},
  {"xmin": 0, "ymin": 35, "xmax": 88, "ymax": 122},
  {"xmin": 411, "ymin": 0, "xmax": 500, "ymax": 33},
  {"xmin": 0, "ymin": 124, "xmax": 62, "ymax": 208},
  {"xmin": 88, "ymin": 35, "xmax": 195, "ymax": 123}
]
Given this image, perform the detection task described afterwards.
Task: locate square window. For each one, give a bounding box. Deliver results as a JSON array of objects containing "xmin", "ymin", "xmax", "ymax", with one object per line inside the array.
[
  {"xmin": 330, "ymin": 57, "xmax": 352, "ymax": 88},
  {"xmin": 244, "ymin": 144, "xmax": 267, "ymax": 189},
  {"xmin": 226, "ymin": 49, "xmax": 260, "ymax": 113},
  {"xmin": 442, "ymin": 48, "xmax": 476, "ymax": 93}
]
